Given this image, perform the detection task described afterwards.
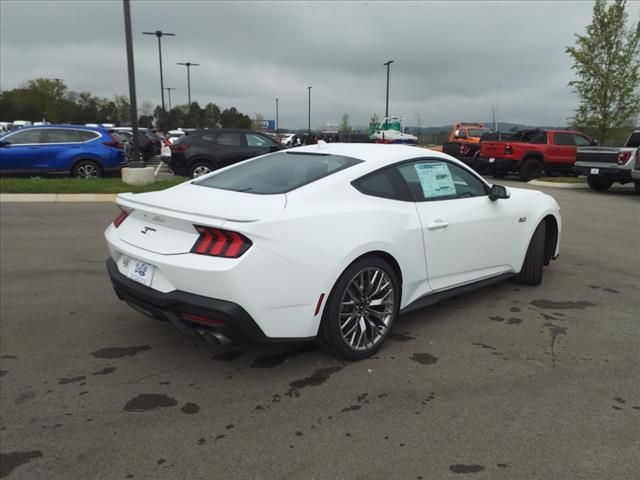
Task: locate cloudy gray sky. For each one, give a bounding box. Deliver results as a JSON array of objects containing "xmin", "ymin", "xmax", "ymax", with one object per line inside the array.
[{"xmin": 1, "ymin": 0, "xmax": 639, "ymax": 129}]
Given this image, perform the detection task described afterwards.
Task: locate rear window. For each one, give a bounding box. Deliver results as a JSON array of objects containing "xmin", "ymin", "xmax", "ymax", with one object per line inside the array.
[
  {"xmin": 626, "ymin": 132, "xmax": 640, "ymax": 148},
  {"xmin": 195, "ymin": 151, "xmax": 362, "ymax": 194}
]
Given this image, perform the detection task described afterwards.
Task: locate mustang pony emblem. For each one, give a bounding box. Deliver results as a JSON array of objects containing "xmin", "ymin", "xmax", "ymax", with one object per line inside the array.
[{"xmin": 140, "ymin": 226, "xmax": 157, "ymax": 235}]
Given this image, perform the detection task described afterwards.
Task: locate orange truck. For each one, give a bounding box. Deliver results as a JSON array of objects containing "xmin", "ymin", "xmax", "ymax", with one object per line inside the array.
[{"xmin": 441, "ymin": 122, "xmax": 492, "ymax": 165}]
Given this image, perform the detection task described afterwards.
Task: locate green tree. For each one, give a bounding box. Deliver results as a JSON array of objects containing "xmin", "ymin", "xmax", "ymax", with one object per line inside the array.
[
  {"xmin": 220, "ymin": 107, "xmax": 252, "ymax": 128},
  {"xmin": 566, "ymin": 0, "xmax": 640, "ymax": 145},
  {"xmin": 339, "ymin": 113, "xmax": 352, "ymax": 132}
]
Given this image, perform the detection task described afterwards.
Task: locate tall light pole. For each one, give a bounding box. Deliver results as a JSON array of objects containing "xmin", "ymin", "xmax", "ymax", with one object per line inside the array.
[
  {"xmin": 164, "ymin": 87, "xmax": 176, "ymax": 111},
  {"xmin": 307, "ymin": 86, "xmax": 312, "ymax": 132},
  {"xmin": 143, "ymin": 30, "xmax": 175, "ymax": 112},
  {"xmin": 123, "ymin": 0, "xmax": 141, "ymax": 167},
  {"xmin": 177, "ymin": 62, "xmax": 199, "ymax": 108},
  {"xmin": 383, "ymin": 60, "xmax": 394, "ymax": 118},
  {"xmin": 275, "ymin": 98, "xmax": 279, "ymax": 131}
]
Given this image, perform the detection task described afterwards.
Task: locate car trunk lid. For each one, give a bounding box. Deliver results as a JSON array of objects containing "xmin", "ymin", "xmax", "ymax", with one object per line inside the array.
[{"xmin": 114, "ymin": 182, "xmax": 286, "ymax": 255}]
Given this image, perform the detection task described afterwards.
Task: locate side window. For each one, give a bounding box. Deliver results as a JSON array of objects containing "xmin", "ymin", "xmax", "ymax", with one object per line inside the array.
[
  {"xmin": 216, "ymin": 132, "xmax": 243, "ymax": 146},
  {"xmin": 245, "ymin": 133, "xmax": 276, "ymax": 148},
  {"xmin": 397, "ymin": 160, "xmax": 487, "ymax": 201},
  {"xmin": 352, "ymin": 167, "xmax": 411, "ymax": 201},
  {"xmin": 43, "ymin": 129, "xmax": 81, "ymax": 143},
  {"xmin": 3, "ymin": 129, "xmax": 43, "ymax": 145},
  {"xmin": 553, "ymin": 133, "xmax": 575, "ymax": 146},
  {"xmin": 530, "ymin": 132, "xmax": 548, "ymax": 144},
  {"xmin": 573, "ymin": 135, "xmax": 591, "ymax": 147},
  {"xmin": 79, "ymin": 130, "xmax": 99, "ymax": 142}
]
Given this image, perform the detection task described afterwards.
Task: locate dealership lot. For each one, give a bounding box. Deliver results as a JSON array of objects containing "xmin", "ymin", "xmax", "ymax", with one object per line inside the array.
[{"xmin": 0, "ymin": 182, "xmax": 638, "ymax": 479}]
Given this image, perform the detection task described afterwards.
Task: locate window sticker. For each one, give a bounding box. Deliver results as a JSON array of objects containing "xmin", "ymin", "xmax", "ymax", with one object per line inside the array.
[{"xmin": 414, "ymin": 162, "xmax": 456, "ymax": 199}]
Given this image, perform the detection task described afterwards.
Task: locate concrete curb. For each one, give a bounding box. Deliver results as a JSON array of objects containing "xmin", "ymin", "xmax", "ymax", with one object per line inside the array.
[
  {"xmin": 0, "ymin": 193, "xmax": 118, "ymax": 203},
  {"xmin": 528, "ymin": 180, "xmax": 589, "ymax": 189}
]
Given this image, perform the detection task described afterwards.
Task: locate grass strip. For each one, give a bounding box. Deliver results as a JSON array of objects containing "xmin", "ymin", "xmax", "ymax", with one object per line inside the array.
[{"xmin": 0, "ymin": 177, "xmax": 189, "ymax": 194}]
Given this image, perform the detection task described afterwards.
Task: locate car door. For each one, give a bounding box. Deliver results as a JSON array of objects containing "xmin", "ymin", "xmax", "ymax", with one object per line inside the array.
[
  {"xmin": 396, "ymin": 158, "xmax": 517, "ymax": 291},
  {"xmin": 41, "ymin": 128, "xmax": 84, "ymax": 172},
  {"xmin": 244, "ymin": 132, "xmax": 282, "ymax": 157},
  {"xmin": 213, "ymin": 131, "xmax": 250, "ymax": 167},
  {"xmin": 0, "ymin": 128, "xmax": 45, "ymax": 173},
  {"xmin": 547, "ymin": 132, "xmax": 576, "ymax": 165}
]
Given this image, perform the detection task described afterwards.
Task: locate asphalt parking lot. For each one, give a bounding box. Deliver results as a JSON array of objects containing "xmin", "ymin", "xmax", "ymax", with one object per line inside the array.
[{"xmin": 1, "ymin": 182, "xmax": 638, "ymax": 480}]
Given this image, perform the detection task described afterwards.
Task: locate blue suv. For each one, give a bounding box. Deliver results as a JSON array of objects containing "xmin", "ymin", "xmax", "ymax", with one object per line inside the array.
[{"xmin": 0, "ymin": 125, "xmax": 128, "ymax": 178}]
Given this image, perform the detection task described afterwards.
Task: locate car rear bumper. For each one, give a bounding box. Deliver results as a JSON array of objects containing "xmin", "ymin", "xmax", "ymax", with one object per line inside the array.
[
  {"xmin": 573, "ymin": 164, "xmax": 632, "ymax": 180},
  {"xmin": 106, "ymin": 258, "xmax": 268, "ymax": 343}
]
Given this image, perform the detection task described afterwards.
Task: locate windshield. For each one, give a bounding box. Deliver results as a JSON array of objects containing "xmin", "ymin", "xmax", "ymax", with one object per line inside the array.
[
  {"xmin": 195, "ymin": 151, "xmax": 363, "ymax": 194},
  {"xmin": 468, "ymin": 128, "xmax": 490, "ymax": 137}
]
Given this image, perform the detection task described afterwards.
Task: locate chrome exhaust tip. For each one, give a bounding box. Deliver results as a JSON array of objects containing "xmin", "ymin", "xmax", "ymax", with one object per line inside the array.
[{"xmin": 197, "ymin": 330, "xmax": 232, "ymax": 345}]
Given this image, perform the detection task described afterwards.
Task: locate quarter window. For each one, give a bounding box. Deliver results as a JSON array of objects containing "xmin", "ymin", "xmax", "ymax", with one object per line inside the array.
[
  {"xmin": 3, "ymin": 129, "xmax": 43, "ymax": 144},
  {"xmin": 43, "ymin": 129, "xmax": 81, "ymax": 143},
  {"xmin": 352, "ymin": 168, "xmax": 412, "ymax": 201},
  {"xmin": 573, "ymin": 134, "xmax": 592, "ymax": 146},
  {"xmin": 397, "ymin": 160, "xmax": 487, "ymax": 201}
]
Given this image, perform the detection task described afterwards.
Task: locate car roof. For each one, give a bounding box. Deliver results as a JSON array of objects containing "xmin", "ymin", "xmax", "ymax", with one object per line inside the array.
[
  {"xmin": 8, "ymin": 124, "xmax": 108, "ymax": 132},
  {"xmin": 289, "ymin": 143, "xmax": 456, "ymax": 168}
]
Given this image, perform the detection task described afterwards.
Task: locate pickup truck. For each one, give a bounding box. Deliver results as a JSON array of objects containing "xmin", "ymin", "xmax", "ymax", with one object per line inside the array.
[
  {"xmin": 477, "ymin": 129, "xmax": 595, "ymax": 181},
  {"xmin": 574, "ymin": 130, "xmax": 640, "ymax": 192},
  {"xmin": 440, "ymin": 122, "xmax": 492, "ymax": 165}
]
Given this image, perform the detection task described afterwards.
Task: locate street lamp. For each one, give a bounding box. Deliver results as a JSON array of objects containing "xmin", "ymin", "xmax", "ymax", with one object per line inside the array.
[
  {"xmin": 164, "ymin": 87, "xmax": 176, "ymax": 111},
  {"xmin": 177, "ymin": 62, "xmax": 200, "ymax": 108},
  {"xmin": 143, "ymin": 30, "xmax": 175, "ymax": 112},
  {"xmin": 383, "ymin": 60, "xmax": 394, "ymax": 118},
  {"xmin": 123, "ymin": 0, "xmax": 141, "ymax": 167},
  {"xmin": 307, "ymin": 86, "xmax": 312, "ymax": 132},
  {"xmin": 275, "ymin": 98, "xmax": 279, "ymax": 131}
]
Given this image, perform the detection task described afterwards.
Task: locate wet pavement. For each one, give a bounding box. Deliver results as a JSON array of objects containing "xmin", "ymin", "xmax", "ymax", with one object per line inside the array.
[{"xmin": 1, "ymin": 182, "xmax": 638, "ymax": 479}]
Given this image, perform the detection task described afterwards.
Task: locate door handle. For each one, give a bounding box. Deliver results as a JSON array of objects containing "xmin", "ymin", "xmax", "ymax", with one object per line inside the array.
[{"xmin": 427, "ymin": 220, "xmax": 449, "ymax": 230}]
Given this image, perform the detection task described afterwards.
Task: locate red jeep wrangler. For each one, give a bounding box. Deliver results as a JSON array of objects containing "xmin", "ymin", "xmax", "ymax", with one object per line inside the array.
[{"xmin": 477, "ymin": 129, "xmax": 595, "ymax": 181}]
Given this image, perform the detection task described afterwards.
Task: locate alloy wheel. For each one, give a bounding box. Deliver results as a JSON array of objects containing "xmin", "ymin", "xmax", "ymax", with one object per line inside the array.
[
  {"xmin": 192, "ymin": 165, "xmax": 211, "ymax": 177},
  {"xmin": 76, "ymin": 164, "xmax": 98, "ymax": 178},
  {"xmin": 339, "ymin": 267, "xmax": 395, "ymax": 351}
]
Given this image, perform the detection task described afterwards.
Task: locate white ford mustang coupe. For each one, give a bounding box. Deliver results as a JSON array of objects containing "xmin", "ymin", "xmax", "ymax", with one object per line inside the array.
[{"xmin": 105, "ymin": 143, "xmax": 561, "ymax": 360}]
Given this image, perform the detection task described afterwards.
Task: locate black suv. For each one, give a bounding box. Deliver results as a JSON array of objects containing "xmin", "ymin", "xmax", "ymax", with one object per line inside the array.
[{"xmin": 169, "ymin": 129, "xmax": 285, "ymax": 178}]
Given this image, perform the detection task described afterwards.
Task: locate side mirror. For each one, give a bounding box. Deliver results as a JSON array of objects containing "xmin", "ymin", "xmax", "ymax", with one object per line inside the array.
[
  {"xmin": 453, "ymin": 130, "xmax": 461, "ymax": 138},
  {"xmin": 269, "ymin": 145, "xmax": 280, "ymax": 152},
  {"xmin": 591, "ymin": 138, "xmax": 598, "ymax": 146},
  {"xmin": 489, "ymin": 184, "xmax": 510, "ymax": 201}
]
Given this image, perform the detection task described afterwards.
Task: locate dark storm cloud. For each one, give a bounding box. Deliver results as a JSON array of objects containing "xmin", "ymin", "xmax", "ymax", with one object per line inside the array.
[{"xmin": 2, "ymin": 0, "xmax": 639, "ymax": 128}]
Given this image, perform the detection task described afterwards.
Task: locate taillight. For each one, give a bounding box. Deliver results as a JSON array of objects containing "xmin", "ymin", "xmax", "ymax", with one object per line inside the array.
[
  {"xmin": 162, "ymin": 138, "xmax": 171, "ymax": 147},
  {"xmin": 191, "ymin": 226, "xmax": 252, "ymax": 258},
  {"xmin": 103, "ymin": 133, "xmax": 124, "ymax": 149},
  {"xmin": 634, "ymin": 150, "xmax": 640, "ymax": 170},
  {"xmin": 170, "ymin": 143, "xmax": 190, "ymax": 153},
  {"xmin": 504, "ymin": 144, "xmax": 513, "ymax": 155},
  {"xmin": 112, "ymin": 207, "xmax": 131, "ymax": 228},
  {"xmin": 617, "ymin": 150, "xmax": 632, "ymax": 165}
]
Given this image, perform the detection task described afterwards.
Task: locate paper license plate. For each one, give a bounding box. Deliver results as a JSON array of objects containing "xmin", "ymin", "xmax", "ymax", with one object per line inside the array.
[
  {"xmin": 125, "ymin": 257, "xmax": 155, "ymax": 286},
  {"xmin": 489, "ymin": 157, "xmax": 495, "ymax": 163},
  {"xmin": 590, "ymin": 168, "xmax": 599, "ymax": 174}
]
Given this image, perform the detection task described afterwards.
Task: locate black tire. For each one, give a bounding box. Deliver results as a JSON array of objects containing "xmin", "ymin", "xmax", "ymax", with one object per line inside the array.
[
  {"xmin": 587, "ymin": 175, "xmax": 613, "ymax": 192},
  {"xmin": 515, "ymin": 221, "xmax": 546, "ymax": 286},
  {"xmin": 72, "ymin": 159, "xmax": 103, "ymax": 179},
  {"xmin": 519, "ymin": 157, "xmax": 544, "ymax": 181},
  {"xmin": 188, "ymin": 160, "xmax": 215, "ymax": 178},
  {"xmin": 634, "ymin": 180, "xmax": 640, "ymax": 195},
  {"xmin": 318, "ymin": 256, "xmax": 400, "ymax": 360}
]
